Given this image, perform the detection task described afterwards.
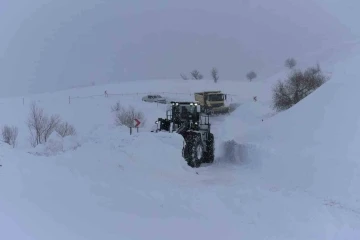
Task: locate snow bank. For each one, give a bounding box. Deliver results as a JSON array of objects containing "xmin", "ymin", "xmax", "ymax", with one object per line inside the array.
[
  {"xmin": 2, "ymin": 128, "xmax": 359, "ymax": 240},
  {"xmin": 229, "ymin": 45, "xmax": 360, "ymax": 212},
  {"xmin": 0, "ymin": 129, "xmax": 197, "ymax": 240},
  {"xmin": 28, "ymin": 133, "xmax": 81, "ymax": 156}
]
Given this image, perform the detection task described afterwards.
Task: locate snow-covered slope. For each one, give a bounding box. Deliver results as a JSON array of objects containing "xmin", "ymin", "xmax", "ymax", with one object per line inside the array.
[
  {"xmin": 1, "ymin": 52, "xmax": 360, "ymax": 239},
  {"xmin": 218, "ymin": 45, "xmax": 360, "ymax": 236},
  {"xmin": 226, "ymin": 45, "xmax": 360, "ymax": 201}
]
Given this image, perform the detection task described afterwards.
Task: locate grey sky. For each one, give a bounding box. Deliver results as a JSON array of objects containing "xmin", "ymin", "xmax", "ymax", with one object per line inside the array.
[{"xmin": 0, "ymin": 0, "xmax": 357, "ymax": 96}]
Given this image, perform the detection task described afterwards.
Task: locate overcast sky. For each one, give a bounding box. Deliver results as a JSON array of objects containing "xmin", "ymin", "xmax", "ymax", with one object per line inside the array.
[{"xmin": 0, "ymin": 0, "xmax": 358, "ymax": 96}]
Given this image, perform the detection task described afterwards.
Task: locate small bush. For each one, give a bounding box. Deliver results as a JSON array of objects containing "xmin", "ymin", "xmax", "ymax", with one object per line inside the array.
[
  {"xmin": 190, "ymin": 69, "xmax": 203, "ymax": 80},
  {"xmin": 272, "ymin": 63, "xmax": 328, "ymax": 112},
  {"xmin": 246, "ymin": 71, "xmax": 257, "ymax": 81},
  {"xmin": 211, "ymin": 67, "xmax": 219, "ymax": 83},
  {"xmin": 56, "ymin": 122, "xmax": 76, "ymax": 137},
  {"xmin": 113, "ymin": 104, "xmax": 145, "ymax": 128},
  {"xmin": 180, "ymin": 73, "xmax": 189, "ymax": 80},
  {"xmin": 43, "ymin": 114, "xmax": 61, "ymax": 142},
  {"xmin": 285, "ymin": 58, "xmax": 297, "ymax": 69},
  {"xmin": 1, "ymin": 125, "xmax": 18, "ymax": 148},
  {"xmin": 27, "ymin": 102, "xmax": 61, "ymax": 147}
]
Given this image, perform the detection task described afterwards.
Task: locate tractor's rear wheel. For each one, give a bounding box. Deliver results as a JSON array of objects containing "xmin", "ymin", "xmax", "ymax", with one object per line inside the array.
[{"xmin": 183, "ymin": 134, "xmax": 204, "ymax": 168}]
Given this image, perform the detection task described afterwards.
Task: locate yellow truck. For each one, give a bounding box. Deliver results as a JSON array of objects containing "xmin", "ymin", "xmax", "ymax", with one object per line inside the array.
[{"xmin": 194, "ymin": 91, "xmax": 230, "ymax": 115}]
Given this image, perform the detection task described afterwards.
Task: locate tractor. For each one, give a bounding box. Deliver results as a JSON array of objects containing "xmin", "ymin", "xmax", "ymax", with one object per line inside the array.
[{"xmin": 155, "ymin": 101, "xmax": 214, "ymax": 168}]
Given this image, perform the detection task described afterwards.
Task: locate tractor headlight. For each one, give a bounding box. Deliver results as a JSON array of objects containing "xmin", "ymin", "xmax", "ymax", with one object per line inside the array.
[{"xmin": 190, "ymin": 103, "xmax": 193, "ymax": 105}]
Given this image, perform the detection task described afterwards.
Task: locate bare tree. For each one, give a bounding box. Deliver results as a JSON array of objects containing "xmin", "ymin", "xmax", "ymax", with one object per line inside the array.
[
  {"xmin": 27, "ymin": 102, "xmax": 61, "ymax": 147},
  {"xmin": 43, "ymin": 114, "xmax": 61, "ymax": 142},
  {"xmin": 180, "ymin": 73, "xmax": 189, "ymax": 80},
  {"xmin": 211, "ymin": 67, "xmax": 219, "ymax": 83},
  {"xmin": 272, "ymin": 63, "xmax": 328, "ymax": 111},
  {"xmin": 114, "ymin": 105, "xmax": 146, "ymax": 128},
  {"xmin": 285, "ymin": 58, "xmax": 297, "ymax": 69},
  {"xmin": 1, "ymin": 125, "xmax": 18, "ymax": 148},
  {"xmin": 55, "ymin": 122, "xmax": 76, "ymax": 137},
  {"xmin": 27, "ymin": 102, "xmax": 46, "ymax": 146},
  {"xmin": 190, "ymin": 69, "xmax": 203, "ymax": 80},
  {"xmin": 246, "ymin": 71, "xmax": 257, "ymax": 81}
]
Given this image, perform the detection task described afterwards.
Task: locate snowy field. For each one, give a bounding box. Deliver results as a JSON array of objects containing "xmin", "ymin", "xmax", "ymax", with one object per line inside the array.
[{"xmin": 1, "ymin": 47, "xmax": 360, "ymax": 239}]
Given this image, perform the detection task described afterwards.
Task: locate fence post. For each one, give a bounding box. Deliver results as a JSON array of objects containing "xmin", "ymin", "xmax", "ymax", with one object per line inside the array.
[
  {"xmin": 137, "ymin": 127, "xmax": 139, "ymax": 133},
  {"xmin": 130, "ymin": 127, "xmax": 132, "ymax": 135}
]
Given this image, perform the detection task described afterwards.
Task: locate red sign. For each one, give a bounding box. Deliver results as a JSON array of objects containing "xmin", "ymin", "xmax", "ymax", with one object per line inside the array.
[{"xmin": 134, "ymin": 119, "xmax": 141, "ymax": 127}]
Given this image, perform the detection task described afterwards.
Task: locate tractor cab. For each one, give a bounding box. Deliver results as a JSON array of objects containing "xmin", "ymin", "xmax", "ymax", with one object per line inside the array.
[
  {"xmin": 155, "ymin": 101, "xmax": 203, "ymax": 132},
  {"xmin": 171, "ymin": 101, "xmax": 200, "ymax": 125}
]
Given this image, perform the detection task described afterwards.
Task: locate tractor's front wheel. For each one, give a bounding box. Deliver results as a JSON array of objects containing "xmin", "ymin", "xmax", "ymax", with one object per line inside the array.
[
  {"xmin": 203, "ymin": 133, "xmax": 214, "ymax": 163},
  {"xmin": 183, "ymin": 134, "xmax": 204, "ymax": 168}
]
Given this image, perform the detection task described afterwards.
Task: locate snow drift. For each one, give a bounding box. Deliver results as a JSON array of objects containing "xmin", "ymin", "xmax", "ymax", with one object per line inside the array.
[{"xmin": 224, "ymin": 45, "xmax": 360, "ymax": 214}]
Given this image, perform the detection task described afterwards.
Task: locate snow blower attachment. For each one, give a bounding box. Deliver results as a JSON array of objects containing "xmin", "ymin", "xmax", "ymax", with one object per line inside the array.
[{"xmin": 155, "ymin": 101, "xmax": 214, "ymax": 168}]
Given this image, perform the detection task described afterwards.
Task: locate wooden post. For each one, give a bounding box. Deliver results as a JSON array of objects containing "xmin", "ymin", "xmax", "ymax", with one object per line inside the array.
[{"xmin": 130, "ymin": 127, "xmax": 132, "ymax": 135}]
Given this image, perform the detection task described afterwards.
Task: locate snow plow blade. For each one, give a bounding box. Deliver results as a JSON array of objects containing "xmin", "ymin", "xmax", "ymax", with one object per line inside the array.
[{"xmin": 207, "ymin": 106, "xmax": 231, "ymax": 115}]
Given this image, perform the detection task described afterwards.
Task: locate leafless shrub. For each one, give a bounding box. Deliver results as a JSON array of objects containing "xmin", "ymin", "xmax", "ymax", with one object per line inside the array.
[
  {"xmin": 27, "ymin": 102, "xmax": 46, "ymax": 146},
  {"xmin": 246, "ymin": 71, "xmax": 257, "ymax": 81},
  {"xmin": 285, "ymin": 57, "xmax": 297, "ymax": 69},
  {"xmin": 1, "ymin": 125, "xmax": 18, "ymax": 148},
  {"xmin": 55, "ymin": 122, "xmax": 76, "ymax": 137},
  {"xmin": 211, "ymin": 67, "xmax": 219, "ymax": 83},
  {"xmin": 43, "ymin": 114, "xmax": 61, "ymax": 142},
  {"xmin": 114, "ymin": 105, "xmax": 146, "ymax": 128},
  {"xmin": 190, "ymin": 69, "xmax": 203, "ymax": 80},
  {"xmin": 180, "ymin": 73, "xmax": 189, "ymax": 80},
  {"xmin": 272, "ymin": 63, "xmax": 328, "ymax": 111},
  {"xmin": 29, "ymin": 133, "xmax": 37, "ymax": 148},
  {"xmin": 27, "ymin": 102, "xmax": 61, "ymax": 147}
]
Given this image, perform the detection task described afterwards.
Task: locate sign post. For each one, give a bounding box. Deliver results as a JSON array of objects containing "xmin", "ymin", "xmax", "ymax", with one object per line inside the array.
[
  {"xmin": 130, "ymin": 119, "xmax": 141, "ymax": 135},
  {"xmin": 134, "ymin": 119, "xmax": 141, "ymax": 128}
]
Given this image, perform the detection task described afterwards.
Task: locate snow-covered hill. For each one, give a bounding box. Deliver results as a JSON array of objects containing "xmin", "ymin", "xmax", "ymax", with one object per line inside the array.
[
  {"xmin": 1, "ymin": 50, "xmax": 360, "ymax": 239},
  {"xmin": 0, "ymin": 0, "xmax": 355, "ymax": 96}
]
